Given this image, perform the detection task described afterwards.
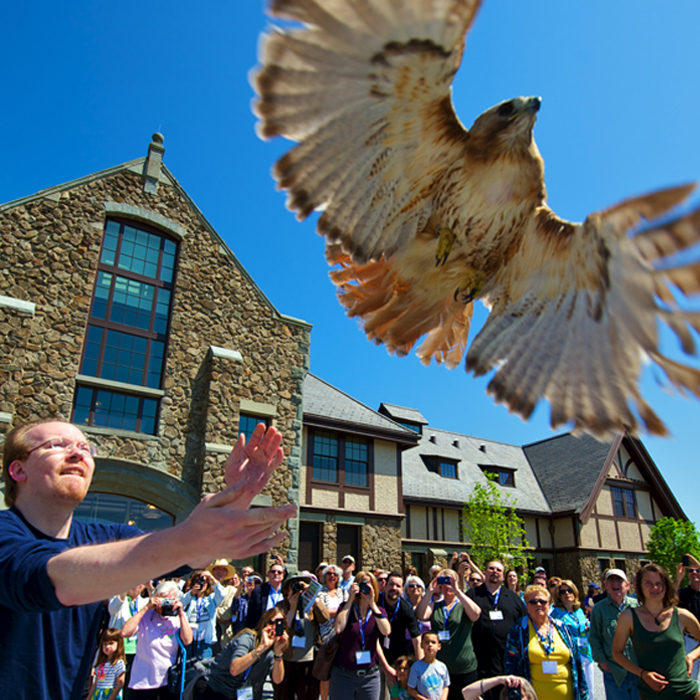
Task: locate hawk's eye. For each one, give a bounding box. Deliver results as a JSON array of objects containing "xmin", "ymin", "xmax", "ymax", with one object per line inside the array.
[{"xmin": 497, "ymin": 102, "xmax": 514, "ymax": 118}]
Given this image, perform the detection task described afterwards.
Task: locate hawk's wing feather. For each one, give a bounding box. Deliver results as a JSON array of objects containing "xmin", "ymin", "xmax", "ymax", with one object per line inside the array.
[
  {"xmin": 466, "ymin": 190, "xmax": 700, "ymax": 436},
  {"xmin": 254, "ymin": 0, "xmax": 482, "ymax": 263}
]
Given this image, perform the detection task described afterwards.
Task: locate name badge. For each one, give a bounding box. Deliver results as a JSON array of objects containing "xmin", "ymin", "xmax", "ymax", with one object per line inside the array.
[
  {"xmin": 489, "ymin": 610, "xmax": 504, "ymax": 621},
  {"xmin": 292, "ymin": 635, "xmax": 306, "ymax": 648},
  {"xmin": 437, "ymin": 630, "xmax": 450, "ymax": 642},
  {"xmin": 542, "ymin": 661, "xmax": 558, "ymax": 675},
  {"xmin": 356, "ymin": 650, "xmax": 371, "ymax": 665},
  {"xmin": 383, "ymin": 637, "xmax": 391, "ymax": 649},
  {"xmin": 237, "ymin": 688, "xmax": 254, "ymax": 700}
]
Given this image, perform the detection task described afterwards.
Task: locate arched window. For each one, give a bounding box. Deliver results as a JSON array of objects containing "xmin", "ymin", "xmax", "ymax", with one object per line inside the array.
[{"xmin": 74, "ymin": 492, "xmax": 175, "ymax": 530}]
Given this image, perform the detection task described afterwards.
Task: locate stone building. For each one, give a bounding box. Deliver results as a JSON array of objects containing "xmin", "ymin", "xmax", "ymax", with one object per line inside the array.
[
  {"xmin": 0, "ymin": 134, "xmax": 310, "ymax": 568},
  {"xmin": 389, "ymin": 401, "xmax": 685, "ymax": 589}
]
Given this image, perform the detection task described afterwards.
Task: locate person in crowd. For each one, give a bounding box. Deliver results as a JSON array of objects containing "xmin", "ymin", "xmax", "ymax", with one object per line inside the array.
[
  {"xmin": 246, "ymin": 560, "xmax": 286, "ymax": 629},
  {"xmin": 551, "ymin": 581, "xmax": 594, "ymax": 700},
  {"xmin": 416, "ymin": 568, "xmax": 481, "ymax": 700},
  {"xmin": 531, "ymin": 569, "xmax": 548, "ymax": 588},
  {"xmin": 228, "ymin": 573, "xmax": 263, "ymax": 639},
  {"xmin": 405, "ymin": 566, "xmax": 419, "ymax": 579},
  {"xmin": 0, "ymin": 419, "xmax": 293, "ymax": 700},
  {"xmin": 676, "ymin": 553, "xmax": 700, "ymax": 680},
  {"xmin": 504, "ymin": 584, "xmax": 588, "ymax": 700},
  {"xmin": 449, "ymin": 552, "xmax": 482, "ymax": 592},
  {"xmin": 316, "ymin": 562, "xmax": 330, "ymax": 583},
  {"xmin": 468, "ymin": 572, "xmax": 484, "ymax": 589},
  {"xmin": 589, "ymin": 569, "xmax": 639, "ymax": 700},
  {"xmin": 317, "ymin": 564, "xmax": 350, "ymax": 700},
  {"xmin": 339, "ymin": 555, "xmax": 357, "ymax": 593},
  {"xmin": 121, "ymin": 580, "xmax": 193, "ymax": 698},
  {"xmin": 180, "ymin": 569, "xmax": 227, "ymax": 660},
  {"xmin": 275, "ymin": 571, "xmax": 329, "ymax": 700},
  {"xmin": 208, "ymin": 560, "xmax": 238, "ymax": 651},
  {"xmin": 612, "ymin": 563, "xmax": 700, "ymax": 700},
  {"xmin": 505, "ymin": 570, "xmax": 523, "ymax": 598},
  {"xmin": 88, "ymin": 628, "xmax": 127, "ymax": 700},
  {"xmin": 330, "ymin": 570, "xmax": 391, "ymax": 700},
  {"xmin": 391, "ymin": 656, "xmax": 413, "ymax": 700},
  {"xmin": 405, "ymin": 576, "xmax": 427, "ymax": 609},
  {"xmin": 584, "ymin": 585, "xmax": 599, "ymax": 618},
  {"xmin": 468, "ymin": 560, "xmax": 527, "ymax": 699},
  {"xmin": 193, "ymin": 606, "xmax": 289, "ymax": 700},
  {"xmin": 108, "ymin": 583, "xmax": 150, "ymax": 694},
  {"xmin": 377, "ymin": 572, "xmax": 423, "ymax": 697},
  {"xmin": 407, "ymin": 631, "xmax": 450, "ymax": 700},
  {"xmin": 461, "ymin": 676, "xmax": 539, "ymax": 700},
  {"xmin": 548, "ymin": 578, "xmax": 562, "ymax": 597},
  {"xmin": 377, "ymin": 571, "xmax": 390, "ymax": 595}
]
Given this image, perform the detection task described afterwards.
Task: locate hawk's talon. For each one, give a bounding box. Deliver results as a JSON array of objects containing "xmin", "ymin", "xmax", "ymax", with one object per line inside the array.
[
  {"xmin": 435, "ymin": 225, "xmax": 456, "ymax": 266},
  {"xmin": 454, "ymin": 270, "xmax": 485, "ymax": 304}
]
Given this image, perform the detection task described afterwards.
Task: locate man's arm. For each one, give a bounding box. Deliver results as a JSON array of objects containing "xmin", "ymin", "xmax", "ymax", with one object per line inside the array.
[
  {"xmin": 588, "ymin": 605, "xmax": 609, "ymax": 669},
  {"xmin": 45, "ymin": 425, "xmax": 296, "ymax": 607}
]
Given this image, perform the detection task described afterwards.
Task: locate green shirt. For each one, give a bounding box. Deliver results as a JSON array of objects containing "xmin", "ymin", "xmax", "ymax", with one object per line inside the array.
[
  {"xmin": 430, "ymin": 600, "xmax": 477, "ymax": 675},
  {"xmin": 589, "ymin": 595, "xmax": 637, "ymax": 688}
]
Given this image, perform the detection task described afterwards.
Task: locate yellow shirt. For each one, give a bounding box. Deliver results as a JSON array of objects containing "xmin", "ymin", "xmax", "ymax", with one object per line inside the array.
[{"xmin": 527, "ymin": 619, "xmax": 573, "ymax": 700}]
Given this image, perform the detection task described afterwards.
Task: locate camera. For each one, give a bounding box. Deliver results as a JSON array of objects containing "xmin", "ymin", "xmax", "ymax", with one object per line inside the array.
[
  {"xmin": 275, "ymin": 619, "xmax": 285, "ymax": 636},
  {"xmin": 437, "ymin": 576, "xmax": 451, "ymax": 585},
  {"xmin": 197, "ymin": 576, "xmax": 207, "ymax": 586},
  {"xmin": 160, "ymin": 600, "xmax": 177, "ymax": 617},
  {"xmin": 507, "ymin": 686, "xmax": 522, "ymax": 700},
  {"xmin": 683, "ymin": 555, "xmax": 691, "ymax": 567},
  {"xmin": 359, "ymin": 582, "xmax": 372, "ymax": 595},
  {"xmin": 292, "ymin": 581, "xmax": 305, "ymax": 594}
]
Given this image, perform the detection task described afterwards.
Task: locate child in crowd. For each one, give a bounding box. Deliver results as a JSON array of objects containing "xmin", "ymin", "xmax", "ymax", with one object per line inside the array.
[
  {"xmin": 88, "ymin": 628, "xmax": 127, "ymax": 700},
  {"xmin": 391, "ymin": 655, "xmax": 414, "ymax": 700},
  {"xmin": 408, "ymin": 632, "xmax": 450, "ymax": 700}
]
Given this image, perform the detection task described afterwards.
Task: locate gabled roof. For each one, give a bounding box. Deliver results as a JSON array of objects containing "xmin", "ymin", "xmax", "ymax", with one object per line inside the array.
[
  {"xmin": 0, "ymin": 139, "xmax": 310, "ymax": 330},
  {"xmin": 523, "ymin": 432, "xmax": 617, "ymax": 515},
  {"xmin": 378, "ymin": 403, "xmax": 429, "ymax": 426},
  {"xmin": 303, "ymin": 374, "xmax": 418, "ymax": 444},
  {"xmin": 401, "ymin": 427, "xmax": 550, "ymax": 513}
]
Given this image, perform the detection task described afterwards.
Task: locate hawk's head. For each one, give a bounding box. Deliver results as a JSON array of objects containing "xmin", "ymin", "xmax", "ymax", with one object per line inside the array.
[{"xmin": 467, "ymin": 95, "xmax": 541, "ymax": 161}]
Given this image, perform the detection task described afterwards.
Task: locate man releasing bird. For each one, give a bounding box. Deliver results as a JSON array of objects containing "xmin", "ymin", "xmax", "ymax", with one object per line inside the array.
[{"xmin": 252, "ymin": 0, "xmax": 700, "ymax": 437}]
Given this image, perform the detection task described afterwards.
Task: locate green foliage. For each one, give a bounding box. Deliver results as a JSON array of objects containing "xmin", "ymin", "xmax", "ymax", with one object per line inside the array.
[
  {"xmin": 645, "ymin": 517, "xmax": 700, "ymax": 582},
  {"xmin": 462, "ymin": 474, "xmax": 531, "ymax": 579}
]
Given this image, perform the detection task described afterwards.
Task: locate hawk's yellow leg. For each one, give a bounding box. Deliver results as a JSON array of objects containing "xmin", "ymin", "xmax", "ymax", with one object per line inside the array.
[
  {"xmin": 435, "ymin": 225, "xmax": 456, "ymax": 266},
  {"xmin": 454, "ymin": 270, "xmax": 486, "ymax": 304}
]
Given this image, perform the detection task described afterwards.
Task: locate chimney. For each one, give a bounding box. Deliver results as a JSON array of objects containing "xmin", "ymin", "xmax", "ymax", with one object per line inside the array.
[{"xmin": 143, "ymin": 132, "xmax": 165, "ymax": 193}]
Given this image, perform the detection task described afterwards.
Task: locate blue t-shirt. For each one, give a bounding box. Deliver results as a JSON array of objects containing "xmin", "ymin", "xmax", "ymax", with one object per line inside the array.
[
  {"xmin": 0, "ymin": 507, "xmax": 140, "ymax": 700},
  {"xmin": 408, "ymin": 658, "xmax": 450, "ymax": 700}
]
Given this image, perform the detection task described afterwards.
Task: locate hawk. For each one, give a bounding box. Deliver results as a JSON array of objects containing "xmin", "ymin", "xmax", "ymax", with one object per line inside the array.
[{"xmin": 252, "ymin": 0, "xmax": 700, "ymax": 437}]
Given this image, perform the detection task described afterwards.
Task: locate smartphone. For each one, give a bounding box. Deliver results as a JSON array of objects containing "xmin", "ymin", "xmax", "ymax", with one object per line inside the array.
[
  {"xmin": 683, "ymin": 555, "xmax": 691, "ymax": 567},
  {"xmin": 275, "ymin": 619, "xmax": 285, "ymax": 636},
  {"xmin": 437, "ymin": 576, "xmax": 451, "ymax": 585}
]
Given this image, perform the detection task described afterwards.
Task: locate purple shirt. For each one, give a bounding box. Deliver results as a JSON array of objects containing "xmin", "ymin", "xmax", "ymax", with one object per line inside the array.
[{"xmin": 335, "ymin": 604, "xmax": 387, "ymax": 671}]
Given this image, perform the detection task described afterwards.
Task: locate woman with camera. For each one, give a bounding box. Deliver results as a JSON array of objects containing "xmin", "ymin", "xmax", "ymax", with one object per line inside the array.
[
  {"xmin": 120, "ymin": 580, "xmax": 193, "ymax": 699},
  {"xmin": 415, "ymin": 568, "xmax": 482, "ymax": 700},
  {"xmin": 330, "ymin": 570, "xmax": 391, "ymax": 700},
  {"xmin": 274, "ymin": 572, "xmax": 329, "ymax": 700},
  {"xmin": 193, "ymin": 605, "xmax": 289, "ymax": 700},
  {"xmin": 504, "ymin": 585, "xmax": 587, "ymax": 700},
  {"xmin": 180, "ymin": 569, "xmax": 227, "ymax": 660}
]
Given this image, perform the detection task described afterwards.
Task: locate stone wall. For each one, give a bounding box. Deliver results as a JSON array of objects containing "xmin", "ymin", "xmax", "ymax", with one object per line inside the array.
[
  {"xmin": 0, "ymin": 164, "xmax": 310, "ymax": 534},
  {"xmin": 362, "ymin": 518, "xmax": 402, "ymax": 571}
]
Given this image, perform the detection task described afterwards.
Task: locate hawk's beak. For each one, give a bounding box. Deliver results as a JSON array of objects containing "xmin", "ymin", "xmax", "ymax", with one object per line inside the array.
[{"xmin": 510, "ymin": 96, "xmax": 541, "ymax": 120}]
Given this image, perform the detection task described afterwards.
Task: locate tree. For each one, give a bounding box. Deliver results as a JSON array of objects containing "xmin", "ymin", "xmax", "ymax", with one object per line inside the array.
[
  {"xmin": 462, "ymin": 474, "xmax": 531, "ymax": 579},
  {"xmin": 645, "ymin": 517, "xmax": 700, "ymax": 582}
]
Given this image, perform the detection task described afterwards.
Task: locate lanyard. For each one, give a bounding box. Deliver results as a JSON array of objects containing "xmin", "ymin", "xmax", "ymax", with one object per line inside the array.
[
  {"xmin": 530, "ymin": 617, "xmax": 555, "ymax": 656},
  {"xmin": 356, "ymin": 605, "xmax": 372, "ymax": 649},
  {"xmin": 380, "ymin": 594, "xmax": 400, "ymax": 624},
  {"xmin": 489, "ymin": 587, "xmax": 501, "ymax": 610},
  {"xmin": 196, "ymin": 597, "xmax": 205, "ymax": 621},
  {"xmin": 443, "ymin": 601, "xmax": 458, "ymax": 630},
  {"xmin": 129, "ymin": 598, "xmax": 138, "ymax": 617}
]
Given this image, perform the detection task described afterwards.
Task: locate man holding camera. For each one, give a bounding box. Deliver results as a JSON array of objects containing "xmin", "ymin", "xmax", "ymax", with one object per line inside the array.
[{"xmin": 0, "ymin": 419, "xmax": 295, "ymax": 700}]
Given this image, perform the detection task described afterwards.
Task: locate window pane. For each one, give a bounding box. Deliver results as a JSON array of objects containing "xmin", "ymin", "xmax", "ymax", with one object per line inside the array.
[
  {"xmin": 624, "ymin": 489, "xmax": 636, "ymax": 518},
  {"xmin": 313, "ymin": 431, "xmax": 338, "ymax": 482},
  {"xmin": 612, "ymin": 487, "xmax": 625, "ymax": 517},
  {"xmin": 440, "ymin": 462, "xmax": 457, "ymax": 479},
  {"xmin": 345, "ymin": 437, "xmax": 368, "ymax": 486},
  {"xmin": 239, "ymin": 414, "xmax": 269, "ymax": 437}
]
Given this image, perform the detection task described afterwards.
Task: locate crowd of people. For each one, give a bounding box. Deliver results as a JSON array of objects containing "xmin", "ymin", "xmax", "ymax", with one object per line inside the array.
[
  {"xmin": 3, "ymin": 419, "xmax": 700, "ymax": 700},
  {"xmin": 84, "ymin": 551, "xmax": 700, "ymax": 700}
]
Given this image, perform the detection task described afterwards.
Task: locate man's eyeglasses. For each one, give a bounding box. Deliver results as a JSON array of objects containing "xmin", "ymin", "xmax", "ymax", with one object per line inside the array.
[
  {"xmin": 527, "ymin": 599, "xmax": 549, "ymax": 606},
  {"xmin": 28, "ymin": 437, "xmax": 97, "ymax": 457}
]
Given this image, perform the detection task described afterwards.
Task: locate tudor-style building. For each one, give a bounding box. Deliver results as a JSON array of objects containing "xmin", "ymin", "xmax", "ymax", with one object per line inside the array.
[
  {"xmin": 386, "ymin": 403, "xmax": 685, "ymax": 589},
  {"xmin": 0, "ymin": 134, "xmax": 310, "ymax": 568}
]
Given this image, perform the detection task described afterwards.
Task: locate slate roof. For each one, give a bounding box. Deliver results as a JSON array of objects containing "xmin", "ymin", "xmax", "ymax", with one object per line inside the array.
[
  {"xmin": 303, "ymin": 374, "xmax": 417, "ymax": 441},
  {"xmin": 401, "ymin": 426, "xmax": 551, "ymax": 514},
  {"xmin": 523, "ymin": 432, "xmax": 614, "ymax": 514},
  {"xmin": 378, "ymin": 403, "xmax": 429, "ymax": 425}
]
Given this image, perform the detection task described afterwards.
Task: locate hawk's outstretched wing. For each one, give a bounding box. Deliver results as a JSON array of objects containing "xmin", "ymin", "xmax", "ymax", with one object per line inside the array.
[
  {"xmin": 467, "ymin": 186, "xmax": 700, "ymax": 436},
  {"xmin": 253, "ymin": 0, "xmax": 481, "ymax": 263}
]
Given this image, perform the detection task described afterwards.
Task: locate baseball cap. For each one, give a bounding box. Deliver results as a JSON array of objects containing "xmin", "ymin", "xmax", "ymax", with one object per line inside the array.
[{"xmin": 605, "ymin": 569, "xmax": 628, "ymax": 582}]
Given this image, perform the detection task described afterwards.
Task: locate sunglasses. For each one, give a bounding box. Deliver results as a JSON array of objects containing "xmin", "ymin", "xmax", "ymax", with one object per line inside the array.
[
  {"xmin": 326, "ymin": 572, "xmax": 338, "ymax": 577},
  {"xmin": 559, "ymin": 589, "xmax": 573, "ymax": 595},
  {"xmin": 407, "ymin": 584, "xmax": 422, "ymax": 588},
  {"xmin": 527, "ymin": 599, "xmax": 549, "ymax": 606},
  {"xmin": 469, "ymin": 578, "xmax": 482, "ymax": 583},
  {"xmin": 687, "ymin": 569, "xmax": 700, "ymax": 574}
]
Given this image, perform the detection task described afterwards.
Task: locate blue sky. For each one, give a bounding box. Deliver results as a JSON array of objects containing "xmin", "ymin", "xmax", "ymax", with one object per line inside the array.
[{"xmin": 2, "ymin": 1, "xmax": 699, "ymax": 528}]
